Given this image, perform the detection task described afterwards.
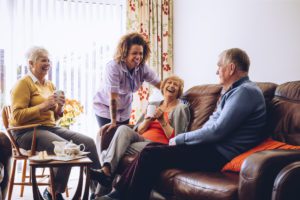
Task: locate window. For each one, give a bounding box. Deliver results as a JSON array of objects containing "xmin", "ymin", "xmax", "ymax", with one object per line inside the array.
[{"xmin": 0, "ymin": 0, "xmax": 125, "ymax": 137}]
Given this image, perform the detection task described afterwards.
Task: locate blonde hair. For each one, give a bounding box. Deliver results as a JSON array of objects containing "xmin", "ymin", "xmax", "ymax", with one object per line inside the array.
[
  {"xmin": 113, "ymin": 32, "xmax": 150, "ymax": 65},
  {"xmin": 26, "ymin": 46, "xmax": 49, "ymax": 63},
  {"xmin": 160, "ymin": 75, "xmax": 184, "ymax": 98}
]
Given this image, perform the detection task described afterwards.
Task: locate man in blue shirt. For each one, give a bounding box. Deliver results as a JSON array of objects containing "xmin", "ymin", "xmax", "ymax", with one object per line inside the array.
[{"xmin": 97, "ymin": 48, "xmax": 267, "ymax": 200}]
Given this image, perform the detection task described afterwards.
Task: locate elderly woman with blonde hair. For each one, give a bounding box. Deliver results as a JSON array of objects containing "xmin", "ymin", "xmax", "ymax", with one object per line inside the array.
[
  {"xmin": 90, "ymin": 75, "xmax": 190, "ymax": 190},
  {"xmin": 9, "ymin": 46, "xmax": 102, "ymax": 200}
]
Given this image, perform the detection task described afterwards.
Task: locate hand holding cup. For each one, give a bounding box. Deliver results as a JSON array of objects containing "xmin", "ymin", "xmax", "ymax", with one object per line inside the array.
[
  {"xmin": 54, "ymin": 90, "xmax": 65, "ymax": 106},
  {"xmin": 145, "ymin": 105, "xmax": 157, "ymax": 119}
]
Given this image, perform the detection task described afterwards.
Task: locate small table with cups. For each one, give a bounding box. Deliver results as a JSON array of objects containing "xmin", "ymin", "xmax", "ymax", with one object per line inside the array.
[{"xmin": 30, "ymin": 156, "xmax": 92, "ymax": 200}]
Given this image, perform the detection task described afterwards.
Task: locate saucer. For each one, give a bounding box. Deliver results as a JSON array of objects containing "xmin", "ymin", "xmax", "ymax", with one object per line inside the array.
[
  {"xmin": 29, "ymin": 155, "xmax": 52, "ymax": 163},
  {"xmin": 78, "ymin": 151, "xmax": 90, "ymax": 156}
]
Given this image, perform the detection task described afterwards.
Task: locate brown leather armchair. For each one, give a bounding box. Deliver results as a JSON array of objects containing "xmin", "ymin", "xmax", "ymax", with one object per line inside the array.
[
  {"xmin": 101, "ymin": 81, "xmax": 300, "ymax": 200},
  {"xmin": 272, "ymin": 160, "xmax": 300, "ymax": 200},
  {"xmin": 0, "ymin": 131, "xmax": 12, "ymax": 200}
]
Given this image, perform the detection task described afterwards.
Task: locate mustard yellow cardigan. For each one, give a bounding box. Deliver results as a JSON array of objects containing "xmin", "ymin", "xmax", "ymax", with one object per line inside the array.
[{"xmin": 10, "ymin": 75, "xmax": 57, "ymax": 127}]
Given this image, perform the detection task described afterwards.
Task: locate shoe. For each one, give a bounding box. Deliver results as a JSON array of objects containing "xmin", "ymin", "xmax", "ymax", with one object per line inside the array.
[
  {"xmin": 43, "ymin": 189, "xmax": 52, "ymax": 200},
  {"xmin": 90, "ymin": 168, "xmax": 113, "ymax": 187},
  {"xmin": 90, "ymin": 193, "xmax": 96, "ymax": 200},
  {"xmin": 43, "ymin": 188, "xmax": 65, "ymax": 200},
  {"xmin": 56, "ymin": 193, "xmax": 65, "ymax": 200},
  {"xmin": 96, "ymin": 190, "xmax": 121, "ymax": 200}
]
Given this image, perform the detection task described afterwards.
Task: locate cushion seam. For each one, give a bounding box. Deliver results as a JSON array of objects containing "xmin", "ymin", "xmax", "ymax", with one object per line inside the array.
[{"xmin": 173, "ymin": 176, "xmax": 235, "ymax": 193}]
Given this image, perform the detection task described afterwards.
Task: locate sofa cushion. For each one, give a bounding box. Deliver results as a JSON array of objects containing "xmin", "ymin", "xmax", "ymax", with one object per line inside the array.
[
  {"xmin": 222, "ymin": 138, "xmax": 300, "ymax": 172},
  {"xmin": 167, "ymin": 171, "xmax": 239, "ymax": 200},
  {"xmin": 116, "ymin": 154, "xmax": 138, "ymax": 173}
]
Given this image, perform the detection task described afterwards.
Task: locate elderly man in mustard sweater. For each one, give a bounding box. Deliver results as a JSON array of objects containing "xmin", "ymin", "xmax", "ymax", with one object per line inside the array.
[{"xmin": 10, "ymin": 46, "xmax": 102, "ymax": 200}]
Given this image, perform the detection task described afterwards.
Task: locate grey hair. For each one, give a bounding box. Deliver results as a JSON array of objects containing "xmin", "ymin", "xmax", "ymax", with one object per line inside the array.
[
  {"xmin": 26, "ymin": 46, "xmax": 49, "ymax": 63},
  {"xmin": 222, "ymin": 48, "xmax": 250, "ymax": 72}
]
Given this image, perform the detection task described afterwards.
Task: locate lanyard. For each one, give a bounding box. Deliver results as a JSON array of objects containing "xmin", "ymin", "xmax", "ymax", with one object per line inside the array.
[{"xmin": 127, "ymin": 73, "xmax": 135, "ymax": 92}]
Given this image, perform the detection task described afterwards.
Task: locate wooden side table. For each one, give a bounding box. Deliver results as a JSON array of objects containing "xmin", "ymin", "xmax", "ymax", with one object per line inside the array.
[{"xmin": 29, "ymin": 157, "xmax": 92, "ymax": 200}]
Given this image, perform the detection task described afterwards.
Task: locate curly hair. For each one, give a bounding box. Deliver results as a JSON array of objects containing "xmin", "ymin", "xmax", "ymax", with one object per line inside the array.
[
  {"xmin": 160, "ymin": 75, "xmax": 184, "ymax": 98},
  {"xmin": 114, "ymin": 32, "xmax": 151, "ymax": 66}
]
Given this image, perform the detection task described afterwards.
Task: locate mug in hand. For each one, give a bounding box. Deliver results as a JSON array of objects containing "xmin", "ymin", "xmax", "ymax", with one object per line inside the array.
[
  {"xmin": 146, "ymin": 105, "xmax": 156, "ymax": 118},
  {"xmin": 54, "ymin": 90, "xmax": 64, "ymax": 102}
]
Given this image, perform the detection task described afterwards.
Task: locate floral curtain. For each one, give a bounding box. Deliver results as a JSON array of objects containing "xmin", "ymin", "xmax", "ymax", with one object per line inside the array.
[{"xmin": 127, "ymin": 0, "xmax": 173, "ymax": 124}]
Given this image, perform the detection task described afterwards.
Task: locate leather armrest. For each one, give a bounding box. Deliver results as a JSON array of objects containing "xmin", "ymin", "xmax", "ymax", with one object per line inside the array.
[
  {"xmin": 238, "ymin": 149, "xmax": 300, "ymax": 200},
  {"xmin": 100, "ymin": 124, "xmax": 134, "ymax": 152},
  {"xmin": 0, "ymin": 132, "xmax": 12, "ymax": 199},
  {"xmin": 272, "ymin": 161, "xmax": 300, "ymax": 200}
]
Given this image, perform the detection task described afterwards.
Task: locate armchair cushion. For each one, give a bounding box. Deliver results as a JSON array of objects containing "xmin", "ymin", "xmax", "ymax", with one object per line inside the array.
[{"xmin": 222, "ymin": 138, "xmax": 300, "ymax": 172}]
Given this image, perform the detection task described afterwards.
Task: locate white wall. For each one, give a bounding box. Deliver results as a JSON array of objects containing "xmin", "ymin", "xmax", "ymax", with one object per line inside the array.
[{"xmin": 174, "ymin": 0, "xmax": 300, "ymax": 90}]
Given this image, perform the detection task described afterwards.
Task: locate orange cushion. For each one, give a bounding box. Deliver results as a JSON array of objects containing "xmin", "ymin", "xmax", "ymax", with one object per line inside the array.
[{"xmin": 221, "ymin": 138, "xmax": 300, "ymax": 173}]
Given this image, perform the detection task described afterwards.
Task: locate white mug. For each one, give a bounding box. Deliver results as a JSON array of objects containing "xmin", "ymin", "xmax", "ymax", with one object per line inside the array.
[
  {"xmin": 146, "ymin": 105, "xmax": 156, "ymax": 118},
  {"xmin": 54, "ymin": 90, "xmax": 64, "ymax": 98},
  {"xmin": 54, "ymin": 90, "xmax": 64, "ymax": 103}
]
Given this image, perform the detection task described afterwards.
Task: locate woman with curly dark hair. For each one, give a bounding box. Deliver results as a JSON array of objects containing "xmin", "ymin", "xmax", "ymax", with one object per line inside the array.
[{"xmin": 93, "ymin": 32, "xmax": 161, "ymax": 133}]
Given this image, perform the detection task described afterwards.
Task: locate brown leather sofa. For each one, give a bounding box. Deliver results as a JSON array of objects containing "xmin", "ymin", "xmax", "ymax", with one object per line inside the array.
[
  {"xmin": 272, "ymin": 160, "xmax": 300, "ymax": 200},
  {"xmin": 0, "ymin": 131, "xmax": 12, "ymax": 200},
  {"xmin": 101, "ymin": 81, "xmax": 300, "ymax": 200}
]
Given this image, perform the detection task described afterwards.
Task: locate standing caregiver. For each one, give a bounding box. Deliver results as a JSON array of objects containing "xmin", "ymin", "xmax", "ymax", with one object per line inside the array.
[{"xmin": 93, "ymin": 32, "xmax": 161, "ymax": 132}]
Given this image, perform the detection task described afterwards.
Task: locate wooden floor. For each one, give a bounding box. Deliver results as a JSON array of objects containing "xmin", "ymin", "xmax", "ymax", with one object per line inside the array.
[{"xmin": 10, "ymin": 167, "xmax": 81, "ymax": 200}]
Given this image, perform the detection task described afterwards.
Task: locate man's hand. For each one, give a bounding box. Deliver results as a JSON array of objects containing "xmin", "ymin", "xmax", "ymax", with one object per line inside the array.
[
  {"xmin": 100, "ymin": 122, "xmax": 117, "ymax": 136},
  {"xmin": 169, "ymin": 138, "xmax": 176, "ymax": 146}
]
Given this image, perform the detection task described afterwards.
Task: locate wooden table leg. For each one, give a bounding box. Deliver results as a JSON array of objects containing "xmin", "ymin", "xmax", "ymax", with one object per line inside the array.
[
  {"xmin": 73, "ymin": 166, "xmax": 84, "ymax": 200},
  {"xmin": 49, "ymin": 167, "xmax": 57, "ymax": 200},
  {"xmin": 83, "ymin": 166, "xmax": 90, "ymax": 200},
  {"xmin": 31, "ymin": 166, "xmax": 43, "ymax": 200}
]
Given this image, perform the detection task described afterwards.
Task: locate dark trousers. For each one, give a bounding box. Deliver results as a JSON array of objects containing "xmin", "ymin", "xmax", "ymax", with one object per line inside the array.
[
  {"xmin": 95, "ymin": 115, "xmax": 129, "ymax": 127},
  {"xmin": 115, "ymin": 143, "xmax": 228, "ymax": 200}
]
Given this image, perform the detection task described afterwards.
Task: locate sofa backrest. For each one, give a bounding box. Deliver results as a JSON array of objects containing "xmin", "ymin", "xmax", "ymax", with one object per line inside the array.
[
  {"xmin": 256, "ymin": 82, "xmax": 278, "ymax": 138},
  {"xmin": 182, "ymin": 81, "xmax": 300, "ymax": 146},
  {"xmin": 268, "ymin": 81, "xmax": 300, "ymax": 145},
  {"xmin": 181, "ymin": 84, "xmax": 222, "ymax": 131}
]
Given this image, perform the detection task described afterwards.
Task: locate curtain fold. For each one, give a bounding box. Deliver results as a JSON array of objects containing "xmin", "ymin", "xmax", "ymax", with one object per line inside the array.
[{"xmin": 127, "ymin": 0, "xmax": 173, "ymax": 124}]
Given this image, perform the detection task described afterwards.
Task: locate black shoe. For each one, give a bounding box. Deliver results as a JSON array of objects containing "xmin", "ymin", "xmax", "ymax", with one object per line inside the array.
[
  {"xmin": 97, "ymin": 190, "xmax": 121, "ymax": 200},
  {"xmin": 43, "ymin": 188, "xmax": 65, "ymax": 200},
  {"xmin": 56, "ymin": 193, "xmax": 65, "ymax": 200},
  {"xmin": 43, "ymin": 188, "xmax": 52, "ymax": 200},
  {"xmin": 90, "ymin": 193, "xmax": 96, "ymax": 200},
  {"xmin": 90, "ymin": 168, "xmax": 113, "ymax": 187}
]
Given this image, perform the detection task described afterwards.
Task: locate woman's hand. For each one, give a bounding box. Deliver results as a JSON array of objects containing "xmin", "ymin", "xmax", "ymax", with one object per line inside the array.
[
  {"xmin": 54, "ymin": 92, "xmax": 65, "ymax": 107},
  {"xmin": 154, "ymin": 107, "xmax": 164, "ymax": 122},
  {"xmin": 100, "ymin": 122, "xmax": 117, "ymax": 136},
  {"xmin": 54, "ymin": 93, "xmax": 66, "ymax": 117},
  {"xmin": 39, "ymin": 95, "xmax": 57, "ymax": 112}
]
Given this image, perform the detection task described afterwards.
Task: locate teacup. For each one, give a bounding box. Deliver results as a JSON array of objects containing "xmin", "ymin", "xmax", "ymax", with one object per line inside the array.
[{"xmin": 146, "ymin": 105, "xmax": 156, "ymax": 118}]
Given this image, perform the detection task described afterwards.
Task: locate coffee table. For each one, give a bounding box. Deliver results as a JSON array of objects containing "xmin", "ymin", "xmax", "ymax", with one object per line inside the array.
[{"xmin": 29, "ymin": 157, "xmax": 92, "ymax": 200}]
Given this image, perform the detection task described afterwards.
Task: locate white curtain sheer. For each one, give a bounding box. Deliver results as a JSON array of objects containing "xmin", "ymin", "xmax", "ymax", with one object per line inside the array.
[{"xmin": 0, "ymin": 0, "xmax": 125, "ymax": 136}]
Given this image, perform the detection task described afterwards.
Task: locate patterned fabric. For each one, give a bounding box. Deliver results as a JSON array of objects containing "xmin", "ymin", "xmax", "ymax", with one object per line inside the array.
[{"xmin": 127, "ymin": 0, "xmax": 173, "ymax": 124}]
